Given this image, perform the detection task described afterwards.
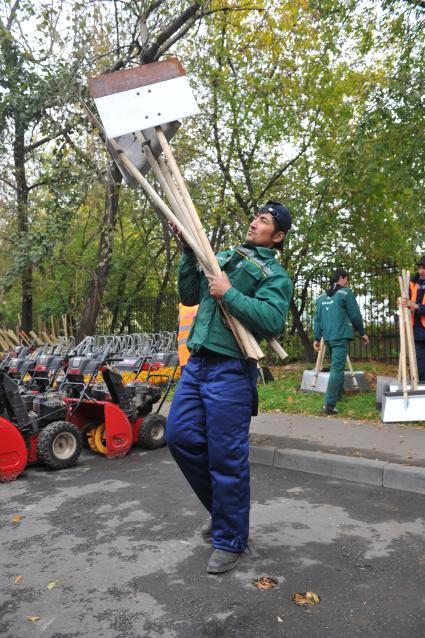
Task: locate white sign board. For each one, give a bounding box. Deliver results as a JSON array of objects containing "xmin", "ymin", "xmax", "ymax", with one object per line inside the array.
[{"xmin": 93, "ymin": 75, "xmax": 199, "ymax": 139}]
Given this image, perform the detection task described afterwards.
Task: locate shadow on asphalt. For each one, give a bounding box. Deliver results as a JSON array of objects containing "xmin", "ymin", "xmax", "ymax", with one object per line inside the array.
[{"xmin": 1, "ymin": 447, "xmax": 425, "ymax": 638}]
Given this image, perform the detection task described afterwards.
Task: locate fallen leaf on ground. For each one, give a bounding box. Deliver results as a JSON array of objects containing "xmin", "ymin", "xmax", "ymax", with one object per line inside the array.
[
  {"xmin": 293, "ymin": 591, "xmax": 321, "ymax": 606},
  {"xmin": 26, "ymin": 616, "xmax": 40, "ymax": 622},
  {"xmin": 14, "ymin": 575, "xmax": 23, "ymax": 584},
  {"xmin": 252, "ymin": 577, "xmax": 278, "ymax": 589},
  {"xmin": 12, "ymin": 515, "xmax": 23, "ymax": 523},
  {"xmin": 47, "ymin": 581, "xmax": 58, "ymax": 590}
]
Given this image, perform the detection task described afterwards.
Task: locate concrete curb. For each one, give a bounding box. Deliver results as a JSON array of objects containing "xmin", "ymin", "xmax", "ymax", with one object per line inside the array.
[{"xmin": 249, "ymin": 444, "xmax": 425, "ymax": 495}]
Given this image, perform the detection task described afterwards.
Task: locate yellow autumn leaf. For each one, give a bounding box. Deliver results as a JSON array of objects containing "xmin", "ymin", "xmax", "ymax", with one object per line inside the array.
[
  {"xmin": 12, "ymin": 515, "xmax": 23, "ymax": 523},
  {"xmin": 293, "ymin": 591, "xmax": 321, "ymax": 606},
  {"xmin": 26, "ymin": 616, "xmax": 40, "ymax": 622},
  {"xmin": 15, "ymin": 575, "xmax": 23, "ymax": 584},
  {"xmin": 306, "ymin": 591, "xmax": 320, "ymax": 604},
  {"xmin": 252, "ymin": 576, "xmax": 278, "ymax": 589},
  {"xmin": 47, "ymin": 581, "xmax": 58, "ymax": 590}
]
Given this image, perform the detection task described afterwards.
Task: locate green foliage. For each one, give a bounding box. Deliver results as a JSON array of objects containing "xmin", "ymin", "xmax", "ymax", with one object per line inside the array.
[
  {"xmin": 183, "ymin": 0, "xmax": 424, "ymax": 279},
  {"xmin": 0, "ymin": 0, "xmax": 424, "ymax": 334}
]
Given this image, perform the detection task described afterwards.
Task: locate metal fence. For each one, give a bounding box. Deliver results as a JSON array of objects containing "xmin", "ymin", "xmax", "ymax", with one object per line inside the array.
[
  {"xmin": 98, "ymin": 268, "xmax": 402, "ymax": 361},
  {"xmin": 289, "ymin": 268, "xmax": 400, "ymax": 361},
  {"xmin": 97, "ymin": 293, "xmax": 180, "ymax": 336}
]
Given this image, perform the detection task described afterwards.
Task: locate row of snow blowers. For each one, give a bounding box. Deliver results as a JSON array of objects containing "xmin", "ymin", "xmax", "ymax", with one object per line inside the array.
[{"xmin": 0, "ymin": 332, "xmax": 179, "ymax": 481}]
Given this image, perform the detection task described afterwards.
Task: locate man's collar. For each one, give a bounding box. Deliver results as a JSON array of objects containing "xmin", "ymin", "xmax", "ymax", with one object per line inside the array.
[{"xmin": 241, "ymin": 242, "xmax": 276, "ymax": 258}]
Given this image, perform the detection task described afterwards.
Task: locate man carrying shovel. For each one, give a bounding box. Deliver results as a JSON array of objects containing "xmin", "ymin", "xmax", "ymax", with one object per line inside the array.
[
  {"xmin": 166, "ymin": 201, "xmax": 293, "ymax": 574},
  {"xmin": 313, "ymin": 269, "xmax": 369, "ymax": 415}
]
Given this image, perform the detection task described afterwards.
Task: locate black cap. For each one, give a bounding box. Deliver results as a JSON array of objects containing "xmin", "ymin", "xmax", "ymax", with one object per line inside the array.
[
  {"xmin": 259, "ymin": 200, "xmax": 292, "ymax": 233},
  {"xmin": 417, "ymin": 255, "xmax": 425, "ymax": 267}
]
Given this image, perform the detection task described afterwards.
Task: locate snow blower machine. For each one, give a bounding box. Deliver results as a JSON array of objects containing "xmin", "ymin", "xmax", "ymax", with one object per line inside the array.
[
  {"xmin": 0, "ymin": 332, "xmax": 178, "ymax": 481},
  {"xmin": 59, "ymin": 333, "xmax": 179, "ymax": 457},
  {"xmin": 0, "ymin": 370, "xmax": 83, "ymax": 481}
]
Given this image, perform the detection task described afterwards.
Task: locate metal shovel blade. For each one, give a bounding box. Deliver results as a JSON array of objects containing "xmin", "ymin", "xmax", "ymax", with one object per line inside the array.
[{"xmin": 109, "ymin": 123, "xmax": 181, "ymax": 189}]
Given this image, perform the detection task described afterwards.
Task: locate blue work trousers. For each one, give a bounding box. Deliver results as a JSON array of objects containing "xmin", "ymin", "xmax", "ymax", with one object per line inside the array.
[
  {"xmin": 166, "ymin": 352, "xmax": 257, "ymax": 553},
  {"xmin": 325, "ymin": 338, "xmax": 349, "ymax": 407},
  {"xmin": 416, "ymin": 341, "xmax": 425, "ymax": 382}
]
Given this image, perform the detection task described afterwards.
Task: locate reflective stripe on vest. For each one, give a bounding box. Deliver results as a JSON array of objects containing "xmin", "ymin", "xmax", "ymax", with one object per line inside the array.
[
  {"xmin": 178, "ymin": 304, "xmax": 199, "ymax": 366},
  {"xmin": 409, "ymin": 282, "xmax": 425, "ymax": 328},
  {"xmin": 235, "ymin": 246, "xmax": 273, "ymax": 277}
]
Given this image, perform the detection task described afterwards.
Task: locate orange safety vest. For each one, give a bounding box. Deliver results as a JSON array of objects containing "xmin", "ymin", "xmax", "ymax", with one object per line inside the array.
[
  {"xmin": 177, "ymin": 303, "xmax": 199, "ymax": 367},
  {"xmin": 409, "ymin": 282, "xmax": 425, "ymax": 328}
]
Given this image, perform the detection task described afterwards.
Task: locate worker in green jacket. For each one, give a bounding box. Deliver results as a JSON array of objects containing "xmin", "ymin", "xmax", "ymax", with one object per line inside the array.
[
  {"xmin": 166, "ymin": 201, "xmax": 293, "ymax": 574},
  {"xmin": 313, "ymin": 268, "xmax": 369, "ymax": 415}
]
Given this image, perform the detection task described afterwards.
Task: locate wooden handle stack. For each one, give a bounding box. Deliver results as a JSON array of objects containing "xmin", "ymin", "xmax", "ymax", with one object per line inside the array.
[
  {"xmin": 84, "ymin": 102, "xmax": 288, "ymax": 361},
  {"xmin": 346, "ymin": 354, "xmax": 359, "ymax": 390},
  {"xmin": 311, "ymin": 338, "xmax": 359, "ymax": 390},
  {"xmin": 311, "ymin": 337, "xmax": 325, "ymax": 388},
  {"xmin": 398, "ymin": 269, "xmax": 418, "ymax": 403}
]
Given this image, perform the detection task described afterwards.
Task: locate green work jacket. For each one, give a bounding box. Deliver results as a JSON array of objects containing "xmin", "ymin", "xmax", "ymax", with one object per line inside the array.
[
  {"xmin": 177, "ymin": 244, "xmax": 293, "ymax": 359},
  {"xmin": 313, "ymin": 287, "xmax": 365, "ymax": 342}
]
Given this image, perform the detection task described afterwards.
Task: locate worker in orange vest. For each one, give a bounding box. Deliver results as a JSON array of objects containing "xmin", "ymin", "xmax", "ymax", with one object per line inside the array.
[
  {"xmin": 177, "ymin": 303, "xmax": 199, "ymax": 368},
  {"xmin": 400, "ymin": 255, "xmax": 425, "ymax": 382}
]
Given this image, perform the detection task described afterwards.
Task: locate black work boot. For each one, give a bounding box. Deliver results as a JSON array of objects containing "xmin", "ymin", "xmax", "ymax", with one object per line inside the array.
[
  {"xmin": 207, "ymin": 549, "xmax": 242, "ymax": 574},
  {"xmin": 200, "ymin": 519, "xmax": 212, "ymax": 541},
  {"xmin": 322, "ymin": 404, "xmax": 338, "ymax": 415}
]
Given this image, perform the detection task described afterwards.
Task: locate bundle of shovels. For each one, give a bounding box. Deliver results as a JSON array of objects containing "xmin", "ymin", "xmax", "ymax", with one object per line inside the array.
[
  {"xmin": 397, "ymin": 269, "xmax": 419, "ymax": 404},
  {"xmin": 86, "ymin": 57, "xmax": 286, "ymax": 362},
  {"xmin": 381, "ymin": 269, "xmax": 425, "ymax": 422}
]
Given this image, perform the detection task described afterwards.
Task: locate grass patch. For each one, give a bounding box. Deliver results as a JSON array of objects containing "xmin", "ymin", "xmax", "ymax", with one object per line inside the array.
[
  {"xmin": 259, "ymin": 361, "xmax": 425, "ymax": 424},
  {"xmin": 166, "ymin": 360, "xmax": 425, "ymax": 425}
]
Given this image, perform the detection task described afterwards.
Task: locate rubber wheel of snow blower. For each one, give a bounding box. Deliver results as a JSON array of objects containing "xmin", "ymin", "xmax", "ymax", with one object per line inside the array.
[
  {"xmin": 138, "ymin": 414, "xmax": 166, "ymax": 449},
  {"xmin": 36, "ymin": 421, "xmax": 83, "ymax": 470}
]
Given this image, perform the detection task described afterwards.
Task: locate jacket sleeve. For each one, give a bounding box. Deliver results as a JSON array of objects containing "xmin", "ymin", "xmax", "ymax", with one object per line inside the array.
[
  {"xmin": 313, "ymin": 299, "xmax": 322, "ymax": 341},
  {"xmin": 346, "ymin": 291, "xmax": 365, "ymax": 336},
  {"xmin": 222, "ymin": 271, "xmax": 293, "ymax": 338},
  {"xmin": 177, "ymin": 250, "xmax": 202, "ymax": 306}
]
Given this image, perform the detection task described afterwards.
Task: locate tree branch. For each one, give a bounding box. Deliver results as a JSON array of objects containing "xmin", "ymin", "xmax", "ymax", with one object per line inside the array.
[
  {"xmin": 143, "ymin": 0, "xmax": 164, "ymax": 22},
  {"xmin": 0, "ymin": 175, "xmax": 17, "ymax": 191},
  {"xmin": 152, "ymin": 14, "xmax": 198, "ymax": 60},
  {"xmin": 24, "ymin": 123, "xmax": 74, "ymax": 154},
  {"xmin": 256, "ymin": 147, "xmax": 306, "ymax": 203},
  {"xmin": 403, "ymin": 0, "xmax": 425, "ymax": 8},
  {"xmin": 141, "ymin": 1, "xmax": 203, "ymax": 63},
  {"xmin": 6, "ymin": 0, "xmax": 20, "ymax": 29}
]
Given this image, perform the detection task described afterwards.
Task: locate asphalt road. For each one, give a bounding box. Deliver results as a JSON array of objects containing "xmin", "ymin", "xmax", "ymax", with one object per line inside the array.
[{"xmin": 1, "ymin": 447, "xmax": 425, "ymax": 638}]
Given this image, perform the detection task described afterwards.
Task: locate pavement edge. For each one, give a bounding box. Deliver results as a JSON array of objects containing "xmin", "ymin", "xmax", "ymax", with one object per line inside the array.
[{"xmin": 249, "ymin": 444, "xmax": 425, "ymax": 495}]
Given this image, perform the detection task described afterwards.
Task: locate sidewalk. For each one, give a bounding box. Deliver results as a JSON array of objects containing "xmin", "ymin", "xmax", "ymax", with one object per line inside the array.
[{"xmin": 249, "ymin": 412, "xmax": 425, "ymax": 495}]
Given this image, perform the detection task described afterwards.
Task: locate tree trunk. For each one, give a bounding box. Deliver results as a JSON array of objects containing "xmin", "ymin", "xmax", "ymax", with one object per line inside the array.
[
  {"xmin": 20, "ymin": 267, "xmax": 33, "ymax": 332},
  {"xmin": 152, "ymin": 227, "xmax": 178, "ymax": 331},
  {"xmin": 77, "ymin": 163, "xmax": 122, "ymax": 341},
  {"xmin": 14, "ymin": 114, "xmax": 31, "ymax": 332},
  {"xmin": 289, "ymin": 298, "xmax": 315, "ymax": 362}
]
